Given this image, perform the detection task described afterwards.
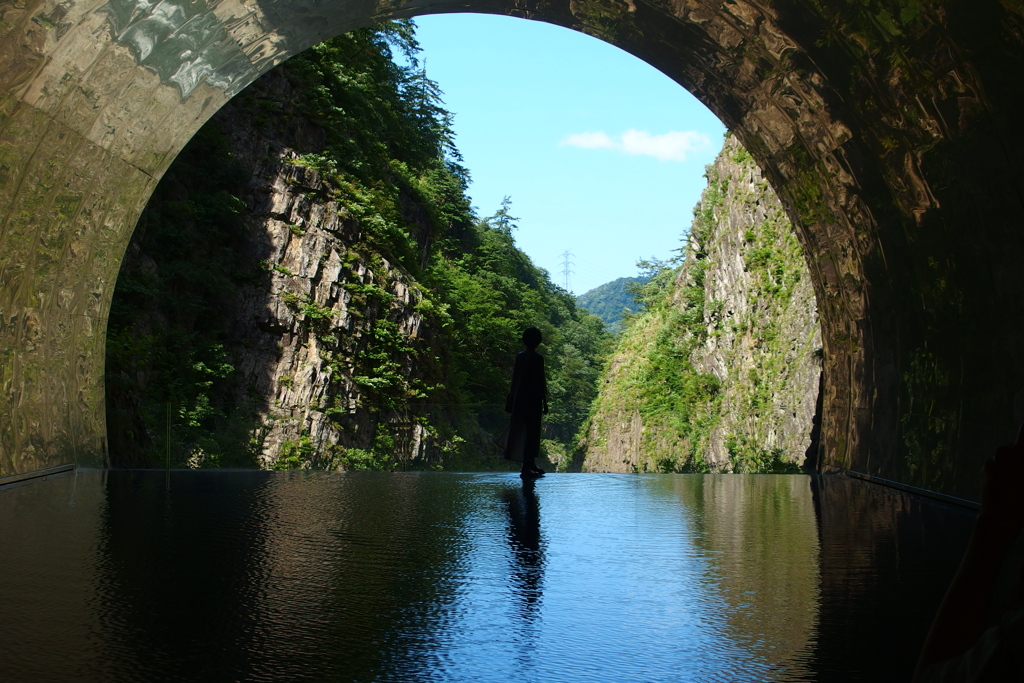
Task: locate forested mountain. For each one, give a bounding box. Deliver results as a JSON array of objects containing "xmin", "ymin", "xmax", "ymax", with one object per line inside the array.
[
  {"xmin": 582, "ymin": 136, "xmax": 821, "ymax": 473},
  {"xmin": 576, "ymin": 276, "xmax": 649, "ymax": 333},
  {"xmin": 105, "ymin": 23, "xmax": 610, "ymax": 471}
]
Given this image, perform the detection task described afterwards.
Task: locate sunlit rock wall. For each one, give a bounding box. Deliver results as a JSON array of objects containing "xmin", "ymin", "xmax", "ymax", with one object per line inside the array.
[
  {"xmin": 584, "ymin": 137, "xmax": 821, "ymax": 473},
  {"xmin": 693, "ymin": 138, "xmax": 822, "ymax": 470},
  {"xmin": 108, "ymin": 70, "xmax": 453, "ymax": 468},
  {"xmin": 229, "ymin": 159, "xmax": 439, "ymax": 468}
]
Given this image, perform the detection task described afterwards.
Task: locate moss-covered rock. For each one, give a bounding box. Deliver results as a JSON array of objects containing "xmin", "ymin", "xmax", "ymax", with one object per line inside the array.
[{"xmin": 584, "ymin": 136, "xmax": 821, "ymax": 473}]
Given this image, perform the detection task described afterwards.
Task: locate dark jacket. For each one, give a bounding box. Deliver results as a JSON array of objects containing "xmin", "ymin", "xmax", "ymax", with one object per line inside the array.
[{"xmin": 505, "ymin": 350, "xmax": 547, "ymax": 416}]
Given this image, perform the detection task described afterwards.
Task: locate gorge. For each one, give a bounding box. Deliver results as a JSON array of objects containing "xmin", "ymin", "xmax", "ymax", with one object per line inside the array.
[
  {"xmin": 4, "ymin": 0, "xmax": 1024, "ymax": 503},
  {"xmin": 104, "ymin": 24, "xmax": 821, "ymax": 474},
  {"xmin": 104, "ymin": 26, "xmax": 610, "ymax": 471}
]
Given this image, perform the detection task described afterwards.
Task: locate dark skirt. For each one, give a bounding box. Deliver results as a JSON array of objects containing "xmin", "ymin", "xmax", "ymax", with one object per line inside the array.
[{"xmin": 504, "ymin": 410, "xmax": 542, "ymax": 463}]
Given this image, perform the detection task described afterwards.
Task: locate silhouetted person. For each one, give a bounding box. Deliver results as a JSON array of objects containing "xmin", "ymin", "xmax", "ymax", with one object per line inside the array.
[
  {"xmin": 505, "ymin": 327, "xmax": 548, "ymax": 477},
  {"xmin": 914, "ymin": 423, "xmax": 1024, "ymax": 681}
]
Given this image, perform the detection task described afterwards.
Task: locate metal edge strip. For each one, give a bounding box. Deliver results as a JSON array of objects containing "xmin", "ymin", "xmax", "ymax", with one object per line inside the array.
[
  {"xmin": 0, "ymin": 464, "xmax": 76, "ymax": 488},
  {"xmin": 843, "ymin": 469, "xmax": 981, "ymax": 511}
]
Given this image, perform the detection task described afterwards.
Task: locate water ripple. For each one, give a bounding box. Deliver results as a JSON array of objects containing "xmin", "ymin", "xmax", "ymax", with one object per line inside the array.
[{"xmin": 0, "ymin": 470, "xmax": 974, "ymax": 681}]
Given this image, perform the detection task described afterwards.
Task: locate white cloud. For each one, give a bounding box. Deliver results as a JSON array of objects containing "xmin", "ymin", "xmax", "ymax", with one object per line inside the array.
[
  {"xmin": 559, "ymin": 129, "xmax": 711, "ymax": 161},
  {"xmin": 560, "ymin": 131, "xmax": 616, "ymax": 150}
]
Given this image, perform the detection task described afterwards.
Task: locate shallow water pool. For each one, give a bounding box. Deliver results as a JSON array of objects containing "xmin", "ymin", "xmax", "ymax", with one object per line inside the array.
[{"xmin": 0, "ymin": 470, "xmax": 975, "ymax": 681}]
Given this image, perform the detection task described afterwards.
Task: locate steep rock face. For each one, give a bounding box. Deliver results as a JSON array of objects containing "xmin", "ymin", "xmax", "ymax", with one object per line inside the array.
[
  {"xmin": 584, "ymin": 137, "xmax": 821, "ymax": 473},
  {"xmin": 110, "ymin": 70, "xmax": 458, "ymax": 470},
  {"xmin": 107, "ymin": 38, "xmax": 611, "ymax": 472},
  {"xmin": 225, "ymin": 155, "xmax": 440, "ymax": 469},
  {"xmin": 693, "ymin": 142, "xmax": 822, "ymax": 470}
]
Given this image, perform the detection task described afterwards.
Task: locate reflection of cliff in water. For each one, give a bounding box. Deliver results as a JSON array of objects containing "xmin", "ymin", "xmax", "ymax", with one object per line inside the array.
[
  {"xmin": 95, "ymin": 470, "xmax": 275, "ymax": 676},
  {"xmin": 809, "ymin": 475, "xmax": 975, "ymax": 681},
  {"xmin": 661, "ymin": 474, "xmax": 821, "ymax": 676},
  {"xmin": 0, "ymin": 470, "xmax": 984, "ymax": 680},
  {"xmin": 97, "ymin": 471, "xmax": 475, "ymax": 681},
  {"xmin": 657, "ymin": 474, "xmax": 978, "ymax": 679},
  {"xmin": 0, "ymin": 471, "xmax": 109, "ymax": 678}
]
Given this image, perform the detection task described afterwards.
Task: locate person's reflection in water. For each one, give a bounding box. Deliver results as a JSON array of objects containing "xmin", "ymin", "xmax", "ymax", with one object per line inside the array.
[{"xmin": 504, "ymin": 478, "xmax": 545, "ymax": 666}]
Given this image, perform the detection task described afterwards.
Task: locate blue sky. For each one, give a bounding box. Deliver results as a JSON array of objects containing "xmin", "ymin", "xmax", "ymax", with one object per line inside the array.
[{"xmin": 412, "ymin": 13, "xmax": 727, "ymax": 295}]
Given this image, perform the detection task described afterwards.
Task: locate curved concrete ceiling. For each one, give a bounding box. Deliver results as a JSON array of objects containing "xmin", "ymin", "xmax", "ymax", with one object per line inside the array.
[{"xmin": 2, "ymin": 0, "xmax": 1023, "ymax": 499}]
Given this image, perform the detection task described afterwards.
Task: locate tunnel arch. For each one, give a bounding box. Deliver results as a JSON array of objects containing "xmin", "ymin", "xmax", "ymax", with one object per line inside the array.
[{"xmin": 2, "ymin": 0, "xmax": 1023, "ymax": 499}]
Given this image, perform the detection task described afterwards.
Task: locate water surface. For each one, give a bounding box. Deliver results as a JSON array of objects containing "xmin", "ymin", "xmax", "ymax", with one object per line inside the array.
[{"xmin": 0, "ymin": 471, "xmax": 974, "ymax": 681}]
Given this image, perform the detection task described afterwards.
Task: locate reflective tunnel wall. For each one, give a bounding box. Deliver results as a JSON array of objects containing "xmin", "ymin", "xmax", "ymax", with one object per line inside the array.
[{"xmin": 2, "ymin": 0, "xmax": 1024, "ymax": 500}]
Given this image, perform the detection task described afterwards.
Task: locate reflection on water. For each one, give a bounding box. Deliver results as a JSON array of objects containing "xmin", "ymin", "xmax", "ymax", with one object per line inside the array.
[
  {"xmin": 504, "ymin": 478, "xmax": 544, "ymax": 670},
  {"xmin": 809, "ymin": 475, "xmax": 977, "ymax": 679},
  {"xmin": 0, "ymin": 471, "xmax": 974, "ymax": 681},
  {"xmin": 676, "ymin": 475, "xmax": 821, "ymax": 675}
]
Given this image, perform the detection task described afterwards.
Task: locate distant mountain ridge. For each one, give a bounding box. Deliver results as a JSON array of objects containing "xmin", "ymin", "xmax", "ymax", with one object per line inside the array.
[{"xmin": 576, "ymin": 276, "xmax": 649, "ymax": 332}]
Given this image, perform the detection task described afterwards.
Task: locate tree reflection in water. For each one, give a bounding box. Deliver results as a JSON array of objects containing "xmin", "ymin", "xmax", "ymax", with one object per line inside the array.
[{"xmin": 0, "ymin": 470, "xmax": 978, "ymax": 681}]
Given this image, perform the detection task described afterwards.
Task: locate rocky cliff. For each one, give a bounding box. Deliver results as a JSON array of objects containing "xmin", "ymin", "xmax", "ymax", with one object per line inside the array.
[
  {"xmin": 583, "ymin": 136, "xmax": 822, "ymax": 472},
  {"xmin": 108, "ymin": 68, "xmax": 459, "ymax": 470},
  {"xmin": 220, "ymin": 123, "xmax": 444, "ymax": 469},
  {"xmin": 105, "ymin": 28, "xmax": 609, "ymax": 471}
]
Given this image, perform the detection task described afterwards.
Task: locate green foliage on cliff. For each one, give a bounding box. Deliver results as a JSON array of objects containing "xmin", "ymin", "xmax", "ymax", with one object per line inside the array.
[
  {"xmin": 583, "ymin": 138, "xmax": 817, "ymax": 473},
  {"xmin": 575, "ymin": 276, "xmax": 648, "ymax": 333},
  {"xmin": 105, "ymin": 22, "xmax": 609, "ymax": 470},
  {"xmin": 583, "ymin": 216, "xmax": 724, "ymax": 473},
  {"xmin": 105, "ymin": 125, "xmax": 265, "ymax": 468}
]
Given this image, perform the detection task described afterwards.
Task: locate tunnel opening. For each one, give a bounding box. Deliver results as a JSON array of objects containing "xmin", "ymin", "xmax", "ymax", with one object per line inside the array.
[
  {"xmin": 101, "ymin": 14, "xmax": 825, "ymax": 474},
  {"xmin": 5, "ymin": 5, "xmax": 1024, "ymax": 678},
  {"xmin": 1, "ymin": 0, "xmax": 1023, "ymax": 500}
]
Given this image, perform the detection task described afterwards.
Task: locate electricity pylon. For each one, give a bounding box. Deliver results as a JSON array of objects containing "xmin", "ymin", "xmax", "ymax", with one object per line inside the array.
[{"xmin": 560, "ymin": 250, "xmax": 575, "ymax": 293}]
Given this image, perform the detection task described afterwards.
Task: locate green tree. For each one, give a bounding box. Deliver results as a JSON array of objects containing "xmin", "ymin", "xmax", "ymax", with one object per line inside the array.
[{"xmin": 106, "ymin": 22, "xmax": 611, "ymax": 470}]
